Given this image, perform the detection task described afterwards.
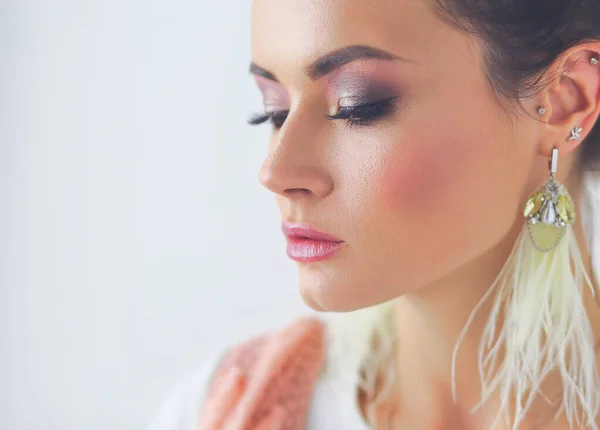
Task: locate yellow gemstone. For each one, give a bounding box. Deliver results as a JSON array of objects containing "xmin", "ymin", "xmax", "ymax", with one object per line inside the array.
[
  {"xmin": 557, "ymin": 194, "xmax": 575, "ymax": 224},
  {"xmin": 524, "ymin": 192, "xmax": 545, "ymax": 218}
]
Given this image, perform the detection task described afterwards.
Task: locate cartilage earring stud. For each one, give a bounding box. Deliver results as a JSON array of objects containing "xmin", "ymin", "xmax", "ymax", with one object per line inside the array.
[
  {"xmin": 538, "ymin": 107, "xmax": 546, "ymax": 115},
  {"xmin": 523, "ymin": 147, "xmax": 575, "ymax": 252},
  {"xmin": 567, "ymin": 126, "xmax": 583, "ymax": 141},
  {"xmin": 591, "ymin": 57, "xmax": 599, "ymax": 65}
]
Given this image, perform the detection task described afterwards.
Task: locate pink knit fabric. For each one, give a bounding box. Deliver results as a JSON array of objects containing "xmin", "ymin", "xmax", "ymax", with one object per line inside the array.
[{"xmin": 199, "ymin": 316, "xmax": 326, "ymax": 430}]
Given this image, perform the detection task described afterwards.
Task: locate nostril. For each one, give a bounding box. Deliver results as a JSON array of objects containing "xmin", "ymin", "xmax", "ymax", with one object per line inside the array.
[
  {"xmin": 258, "ymin": 157, "xmax": 333, "ymax": 198},
  {"xmin": 284, "ymin": 188, "xmax": 312, "ymax": 197}
]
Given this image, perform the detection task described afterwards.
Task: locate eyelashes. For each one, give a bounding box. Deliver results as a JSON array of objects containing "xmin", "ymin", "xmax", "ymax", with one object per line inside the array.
[
  {"xmin": 247, "ymin": 96, "xmax": 399, "ymax": 130},
  {"xmin": 247, "ymin": 110, "xmax": 289, "ymax": 128},
  {"xmin": 328, "ymin": 96, "xmax": 398, "ymax": 127}
]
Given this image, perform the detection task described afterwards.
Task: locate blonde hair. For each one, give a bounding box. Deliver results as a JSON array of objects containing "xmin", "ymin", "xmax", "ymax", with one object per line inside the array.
[{"xmin": 323, "ymin": 169, "xmax": 600, "ymax": 429}]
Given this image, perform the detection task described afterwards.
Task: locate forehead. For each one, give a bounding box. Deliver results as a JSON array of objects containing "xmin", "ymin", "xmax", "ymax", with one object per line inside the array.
[{"xmin": 249, "ymin": 0, "xmax": 470, "ymax": 84}]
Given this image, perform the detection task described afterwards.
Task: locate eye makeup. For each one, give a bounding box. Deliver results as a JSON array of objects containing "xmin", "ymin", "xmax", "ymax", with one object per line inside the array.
[
  {"xmin": 325, "ymin": 71, "xmax": 402, "ymax": 127},
  {"xmin": 247, "ymin": 74, "xmax": 292, "ymax": 128},
  {"xmin": 256, "ymin": 75, "xmax": 288, "ymax": 105},
  {"xmin": 327, "ymin": 95, "xmax": 399, "ymax": 127},
  {"xmin": 247, "ymin": 60, "xmax": 404, "ymax": 129}
]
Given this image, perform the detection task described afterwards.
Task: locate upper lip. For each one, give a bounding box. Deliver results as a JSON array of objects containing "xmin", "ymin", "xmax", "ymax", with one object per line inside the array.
[{"xmin": 281, "ymin": 222, "xmax": 344, "ymax": 242}]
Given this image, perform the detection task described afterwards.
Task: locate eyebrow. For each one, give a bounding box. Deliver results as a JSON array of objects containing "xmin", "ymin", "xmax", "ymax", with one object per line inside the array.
[{"xmin": 249, "ymin": 44, "xmax": 413, "ymax": 83}]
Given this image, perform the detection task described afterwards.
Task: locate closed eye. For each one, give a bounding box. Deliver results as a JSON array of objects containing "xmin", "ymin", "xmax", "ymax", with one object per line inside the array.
[
  {"xmin": 247, "ymin": 96, "xmax": 398, "ymax": 130},
  {"xmin": 327, "ymin": 96, "xmax": 399, "ymax": 127},
  {"xmin": 247, "ymin": 110, "xmax": 289, "ymax": 129}
]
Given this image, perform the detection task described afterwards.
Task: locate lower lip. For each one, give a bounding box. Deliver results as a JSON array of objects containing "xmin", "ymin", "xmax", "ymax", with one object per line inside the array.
[{"xmin": 286, "ymin": 238, "xmax": 345, "ymax": 262}]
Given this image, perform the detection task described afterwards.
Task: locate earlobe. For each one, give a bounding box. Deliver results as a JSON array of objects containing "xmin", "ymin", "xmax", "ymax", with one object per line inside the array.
[{"xmin": 536, "ymin": 46, "xmax": 600, "ymax": 157}]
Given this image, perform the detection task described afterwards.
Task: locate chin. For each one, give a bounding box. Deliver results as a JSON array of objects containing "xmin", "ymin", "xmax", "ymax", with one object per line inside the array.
[
  {"xmin": 297, "ymin": 272, "xmax": 383, "ymax": 313},
  {"xmin": 299, "ymin": 290, "xmax": 327, "ymax": 311}
]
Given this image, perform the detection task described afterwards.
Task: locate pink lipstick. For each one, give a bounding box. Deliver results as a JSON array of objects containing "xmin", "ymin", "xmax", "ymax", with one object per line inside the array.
[{"xmin": 282, "ymin": 223, "xmax": 345, "ymax": 263}]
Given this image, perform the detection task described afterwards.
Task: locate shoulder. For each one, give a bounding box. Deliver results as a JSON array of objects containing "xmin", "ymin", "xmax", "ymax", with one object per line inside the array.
[
  {"xmin": 146, "ymin": 316, "xmax": 342, "ymax": 430},
  {"xmin": 203, "ymin": 315, "xmax": 326, "ymax": 398},
  {"xmin": 198, "ymin": 316, "xmax": 327, "ymax": 429},
  {"xmin": 146, "ymin": 306, "xmax": 392, "ymax": 429}
]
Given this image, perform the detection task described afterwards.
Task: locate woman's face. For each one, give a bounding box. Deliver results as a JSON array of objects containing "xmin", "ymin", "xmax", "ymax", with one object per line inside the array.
[{"xmin": 250, "ymin": 0, "xmax": 542, "ymax": 312}]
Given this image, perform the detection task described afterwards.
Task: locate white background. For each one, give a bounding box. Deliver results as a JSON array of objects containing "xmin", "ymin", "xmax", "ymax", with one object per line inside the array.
[{"xmin": 1, "ymin": 2, "xmax": 309, "ymax": 429}]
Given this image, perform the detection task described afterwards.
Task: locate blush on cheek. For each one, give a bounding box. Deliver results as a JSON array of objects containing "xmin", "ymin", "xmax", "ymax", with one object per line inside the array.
[{"xmin": 377, "ymin": 142, "xmax": 456, "ymax": 213}]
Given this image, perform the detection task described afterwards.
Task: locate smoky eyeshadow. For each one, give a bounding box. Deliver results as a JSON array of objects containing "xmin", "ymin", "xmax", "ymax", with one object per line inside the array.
[{"xmin": 334, "ymin": 81, "xmax": 399, "ymax": 110}]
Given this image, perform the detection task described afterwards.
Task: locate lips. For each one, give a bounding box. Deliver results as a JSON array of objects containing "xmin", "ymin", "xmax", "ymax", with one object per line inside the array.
[
  {"xmin": 282, "ymin": 223, "xmax": 345, "ymax": 263},
  {"xmin": 282, "ymin": 224, "xmax": 343, "ymax": 242}
]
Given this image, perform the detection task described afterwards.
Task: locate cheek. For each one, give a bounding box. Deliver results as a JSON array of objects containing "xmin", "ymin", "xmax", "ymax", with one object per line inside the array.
[
  {"xmin": 377, "ymin": 134, "xmax": 461, "ymax": 213},
  {"xmin": 369, "ymin": 116, "xmax": 526, "ymax": 262}
]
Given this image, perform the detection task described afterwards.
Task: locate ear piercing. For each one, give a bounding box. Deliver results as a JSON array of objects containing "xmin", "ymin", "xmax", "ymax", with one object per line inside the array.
[
  {"xmin": 567, "ymin": 126, "xmax": 583, "ymax": 141},
  {"xmin": 537, "ymin": 56, "xmax": 597, "ymax": 115}
]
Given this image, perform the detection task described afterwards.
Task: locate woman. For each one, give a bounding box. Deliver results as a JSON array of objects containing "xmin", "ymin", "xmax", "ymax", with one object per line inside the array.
[{"xmin": 148, "ymin": 0, "xmax": 600, "ymax": 429}]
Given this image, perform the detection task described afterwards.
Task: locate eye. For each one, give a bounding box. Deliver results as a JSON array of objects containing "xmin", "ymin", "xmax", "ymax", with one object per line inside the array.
[
  {"xmin": 247, "ymin": 110, "xmax": 289, "ymax": 129},
  {"xmin": 327, "ymin": 96, "xmax": 399, "ymax": 127}
]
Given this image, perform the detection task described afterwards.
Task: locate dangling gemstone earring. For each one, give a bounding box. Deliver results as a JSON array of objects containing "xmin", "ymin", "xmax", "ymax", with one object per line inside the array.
[{"xmin": 523, "ymin": 145, "xmax": 576, "ymax": 252}]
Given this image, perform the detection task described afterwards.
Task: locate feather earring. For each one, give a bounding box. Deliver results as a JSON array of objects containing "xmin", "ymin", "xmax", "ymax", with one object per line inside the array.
[{"xmin": 452, "ymin": 145, "xmax": 600, "ymax": 430}]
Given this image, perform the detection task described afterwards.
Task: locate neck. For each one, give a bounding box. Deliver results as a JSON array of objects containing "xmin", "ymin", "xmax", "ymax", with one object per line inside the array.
[{"xmin": 392, "ymin": 168, "xmax": 600, "ymax": 429}]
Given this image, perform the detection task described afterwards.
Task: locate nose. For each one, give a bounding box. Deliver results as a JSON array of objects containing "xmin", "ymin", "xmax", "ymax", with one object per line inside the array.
[{"xmin": 259, "ymin": 111, "xmax": 333, "ymax": 199}]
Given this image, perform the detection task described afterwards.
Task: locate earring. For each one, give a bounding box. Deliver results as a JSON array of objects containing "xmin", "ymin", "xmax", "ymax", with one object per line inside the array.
[
  {"xmin": 537, "ymin": 107, "xmax": 546, "ymax": 115},
  {"xmin": 524, "ymin": 147, "xmax": 576, "ymax": 252},
  {"xmin": 567, "ymin": 126, "xmax": 583, "ymax": 141},
  {"xmin": 591, "ymin": 56, "xmax": 598, "ymax": 65}
]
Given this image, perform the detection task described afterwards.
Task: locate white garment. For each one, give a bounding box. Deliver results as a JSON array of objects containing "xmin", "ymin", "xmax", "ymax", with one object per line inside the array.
[
  {"xmin": 146, "ymin": 347, "xmax": 370, "ymax": 430},
  {"xmin": 147, "ymin": 169, "xmax": 600, "ymax": 430}
]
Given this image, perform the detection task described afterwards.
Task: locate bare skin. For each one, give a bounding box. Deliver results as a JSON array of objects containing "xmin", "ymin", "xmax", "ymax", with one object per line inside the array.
[{"xmin": 245, "ymin": 0, "xmax": 600, "ymax": 428}]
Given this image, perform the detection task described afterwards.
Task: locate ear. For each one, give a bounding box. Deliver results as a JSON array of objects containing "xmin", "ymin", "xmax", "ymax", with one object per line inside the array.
[{"xmin": 537, "ymin": 45, "xmax": 600, "ymax": 158}]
